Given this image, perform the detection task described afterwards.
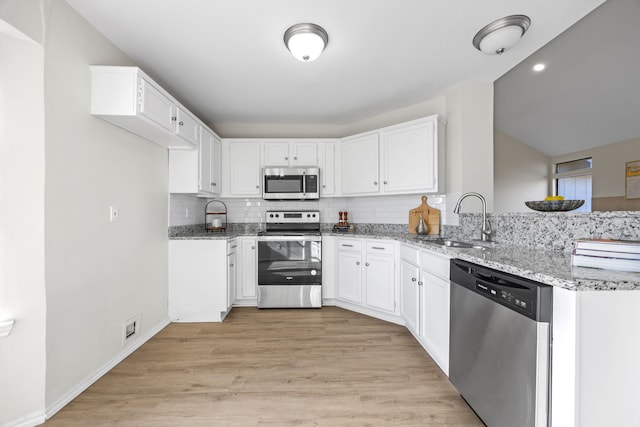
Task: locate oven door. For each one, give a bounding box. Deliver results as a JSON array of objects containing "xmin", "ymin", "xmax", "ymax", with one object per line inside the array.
[{"xmin": 257, "ymin": 235, "xmax": 322, "ymax": 308}]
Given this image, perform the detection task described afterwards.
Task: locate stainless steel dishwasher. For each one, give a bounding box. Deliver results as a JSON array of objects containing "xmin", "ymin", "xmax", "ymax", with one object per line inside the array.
[{"xmin": 449, "ymin": 259, "xmax": 552, "ymax": 427}]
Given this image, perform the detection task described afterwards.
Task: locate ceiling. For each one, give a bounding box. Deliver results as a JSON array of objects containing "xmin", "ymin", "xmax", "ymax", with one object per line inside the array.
[
  {"xmin": 495, "ymin": 0, "xmax": 640, "ymax": 157},
  {"xmin": 64, "ymin": 0, "xmax": 604, "ymax": 138}
]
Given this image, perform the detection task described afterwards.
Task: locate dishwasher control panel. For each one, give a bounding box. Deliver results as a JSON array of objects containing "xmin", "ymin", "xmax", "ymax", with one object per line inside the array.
[{"xmin": 451, "ymin": 259, "xmax": 552, "ymax": 322}]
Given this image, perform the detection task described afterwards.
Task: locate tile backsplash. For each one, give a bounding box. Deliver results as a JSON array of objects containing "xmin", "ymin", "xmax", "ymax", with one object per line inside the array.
[{"xmin": 169, "ymin": 194, "xmax": 448, "ymax": 227}]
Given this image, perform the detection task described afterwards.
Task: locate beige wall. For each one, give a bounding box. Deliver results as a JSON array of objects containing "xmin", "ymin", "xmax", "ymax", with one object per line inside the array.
[
  {"xmin": 494, "ymin": 129, "xmax": 550, "ymax": 212},
  {"xmin": 553, "ymin": 136, "xmax": 640, "ymax": 198}
]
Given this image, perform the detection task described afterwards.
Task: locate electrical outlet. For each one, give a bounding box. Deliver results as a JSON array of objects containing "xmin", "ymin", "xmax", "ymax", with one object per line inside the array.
[
  {"xmin": 109, "ymin": 206, "xmax": 119, "ymax": 223},
  {"xmin": 122, "ymin": 314, "xmax": 141, "ymax": 345}
]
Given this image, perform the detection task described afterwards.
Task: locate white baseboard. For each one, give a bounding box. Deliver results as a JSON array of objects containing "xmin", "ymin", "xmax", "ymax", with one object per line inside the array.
[
  {"xmin": 2, "ymin": 411, "xmax": 46, "ymax": 427},
  {"xmin": 334, "ymin": 300, "xmax": 405, "ymax": 326},
  {"xmin": 44, "ymin": 317, "xmax": 171, "ymax": 421}
]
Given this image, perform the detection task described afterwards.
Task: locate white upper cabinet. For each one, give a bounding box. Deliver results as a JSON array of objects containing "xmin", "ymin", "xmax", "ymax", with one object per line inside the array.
[
  {"xmin": 340, "ymin": 132, "xmax": 380, "ymax": 195},
  {"xmin": 169, "ymin": 125, "xmax": 221, "ymax": 197},
  {"xmin": 221, "ymin": 140, "xmax": 262, "ymax": 197},
  {"xmin": 263, "ymin": 141, "xmax": 318, "ymax": 166},
  {"xmin": 382, "ymin": 116, "xmax": 444, "ymax": 194},
  {"xmin": 340, "ymin": 115, "xmax": 445, "ymax": 196},
  {"xmin": 318, "ymin": 140, "xmax": 337, "ymax": 197},
  {"xmin": 90, "ymin": 66, "xmax": 201, "ymax": 149},
  {"xmin": 174, "ymin": 107, "xmax": 199, "ymax": 146}
]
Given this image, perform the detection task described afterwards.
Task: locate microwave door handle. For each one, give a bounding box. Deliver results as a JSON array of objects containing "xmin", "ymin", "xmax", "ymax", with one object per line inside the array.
[{"xmin": 302, "ymin": 172, "xmax": 306, "ymax": 195}]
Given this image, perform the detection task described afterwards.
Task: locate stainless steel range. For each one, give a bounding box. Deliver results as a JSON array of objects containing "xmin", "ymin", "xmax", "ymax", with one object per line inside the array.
[{"xmin": 257, "ymin": 210, "xmax": 322, "ymax": 308}]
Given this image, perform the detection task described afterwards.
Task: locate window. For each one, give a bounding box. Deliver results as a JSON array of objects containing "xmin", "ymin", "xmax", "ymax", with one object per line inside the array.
[{"xmin": 554, "ymin": 158, "xmax": 592, "ymax": 212}]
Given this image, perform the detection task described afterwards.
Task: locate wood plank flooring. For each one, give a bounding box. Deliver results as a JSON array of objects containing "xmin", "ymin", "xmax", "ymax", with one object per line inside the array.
[{"xmin": 45, "ymin": 307, "xmax": 482, "ymax": 426}]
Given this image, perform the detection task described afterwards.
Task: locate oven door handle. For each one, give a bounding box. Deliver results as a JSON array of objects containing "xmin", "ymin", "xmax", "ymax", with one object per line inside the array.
[{"xmin": 257, "ymin": 235, "xmax": 322, "ymax": 242}]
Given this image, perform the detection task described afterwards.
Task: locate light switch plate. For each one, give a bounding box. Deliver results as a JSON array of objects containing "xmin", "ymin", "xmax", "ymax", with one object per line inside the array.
[{"xmin": 109, "ymin": 206, "xmax": 119, "ymax": 223}]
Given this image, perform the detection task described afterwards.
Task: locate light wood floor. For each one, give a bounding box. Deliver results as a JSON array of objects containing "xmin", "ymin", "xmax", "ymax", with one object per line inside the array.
[{"xmin": 45, "ymin": 307, "xmax": 482, "ymax": 426}]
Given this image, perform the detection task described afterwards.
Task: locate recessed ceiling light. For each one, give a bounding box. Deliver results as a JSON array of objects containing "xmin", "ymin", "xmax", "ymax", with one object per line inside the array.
[{"xmin": 533, "ymin": 63, "xmax": 546, "ymax": 72}]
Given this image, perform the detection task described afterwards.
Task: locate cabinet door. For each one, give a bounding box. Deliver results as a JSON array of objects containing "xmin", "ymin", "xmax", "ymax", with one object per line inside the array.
[
  {"xmin": 139, "ymin": 78, "xmax": 175, "ymax": 133},
  {"xmin": 263, "ymin": 142, "xmax": 290, "ymax": 166},
  {"xmin": 198, "ymin": 127, "xmax": 213, "ymax": 194},
  {"xmin": 237, "ymin": 237, "xmax": 257, "ymax": 301},
  {"xmin": 421, "ymin": 268, "xmax": 450, "ymax": 374},
  {"xmin": 175, "ymin": 107, "xmax": 199, "ymax": 146},
  {"xmin": 228, "ymin": 142, "xmax": 262, "ymax": 196},
  {"xmin": 365, "ymin": 253, "xmax": 395, "ymax": 313},
  {"xmin": 227, "ymin": 247, "xmax": 237, "ymax": 310},
  {"xmin": 210, "ymin": 134, "xmax": 221, "ymax": 195},
  {"xmin": 291, "ymin": 141, "xmax": 318, "ymax": 166},
  {"xmin": 319, "ymin": 142, "xmax": 336, "ymax": 196},
  {"xmin": 337, "ymin": 250, "xmax": 362, "ymax": 304},
  {"xmin": 400, "ymin": 259, "xmax": 421, "ymax": 335},
  {"xmin": 341, "ymin": 132, "xmax": 380, "ymax": 195},
  {"xmin": 382, "ymin": 118, "xmax": 437, "ymax": 194}
]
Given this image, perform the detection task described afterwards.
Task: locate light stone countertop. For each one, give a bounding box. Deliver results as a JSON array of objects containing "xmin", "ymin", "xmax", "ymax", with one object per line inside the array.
[{"xmin": 169, "ymin": 226, "xmax": 640, "ymax": 291}]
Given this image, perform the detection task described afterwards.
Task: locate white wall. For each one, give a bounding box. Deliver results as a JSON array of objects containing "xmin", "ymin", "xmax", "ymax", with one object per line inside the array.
[
  {"xmin": 43, "ymin": 0, "xmax": 170, "ymax": 413},
  {"xmin": 445, "ymin": 81, "xmax": 494, "ymax": 221},
  {"xmin": 0, "ymin": 21, "xmax": 47, "ymax": 427},
  {"xmin": 494, "ymin": 129, "xmax": 550, "ymax": 212}
]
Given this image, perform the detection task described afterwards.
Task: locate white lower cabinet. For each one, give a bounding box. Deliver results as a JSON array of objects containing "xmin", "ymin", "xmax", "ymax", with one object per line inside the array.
[
  {"xmin": 336, "ymin": 239, "xmax": 363, "ymax": 304},
  {"xmin": 336, "ymin": 238, "xmax": 398, "ymax": 321},
  {"xmin": 400, "ymin": 244, "xmax": 451, "ymax": 375},
  {"xmin": 235, "ymin": 236, "xmax": 257, "ymax": 306},
  {"xmin": 400, "ymin": 256, "xmax": 421, "ymax": 335},
  {"xmin": 227, "ymin": 240, "xmax": 237, "ymax": 311},
  {"xmin": 168, "ymin": 240, "xmax": 230, "ymax": 322}
]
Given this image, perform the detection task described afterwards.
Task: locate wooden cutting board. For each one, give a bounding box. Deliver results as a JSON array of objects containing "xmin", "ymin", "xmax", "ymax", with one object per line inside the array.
[{"xmin": 408, "ymin": 196, "xmax": 440, "ymax": 235}]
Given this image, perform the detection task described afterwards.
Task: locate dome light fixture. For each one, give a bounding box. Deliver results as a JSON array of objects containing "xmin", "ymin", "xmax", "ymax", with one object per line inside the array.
[
  {"xmin": 472, "ymin": 15, "xmax": 531, "ymax": 55},
  {"xmin": 284, "ymin": 23, "xmax": 328, "ymax": 62}
]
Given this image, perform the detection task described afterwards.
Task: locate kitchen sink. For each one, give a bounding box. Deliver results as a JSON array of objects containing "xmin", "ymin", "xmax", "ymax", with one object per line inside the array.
[{"xmin": 416, "ymin": 237, "xmax": 488, "ymax": 250}]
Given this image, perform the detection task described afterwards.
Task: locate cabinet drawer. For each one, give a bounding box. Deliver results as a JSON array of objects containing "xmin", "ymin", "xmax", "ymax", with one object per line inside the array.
[
  {"xmin": 366, "ymin": 240, "xmax": 395, "ymax": 255},
  {"xmin": 337, "ymin": 238, "xmax": 361, "ymax": 252},
  {"xmin": 420, "ymin": 249, "xmax": 450, "ymax": 280},
  {"xmin": 400, "ymin": 244, "xmax": 420, "ymax": 264}
]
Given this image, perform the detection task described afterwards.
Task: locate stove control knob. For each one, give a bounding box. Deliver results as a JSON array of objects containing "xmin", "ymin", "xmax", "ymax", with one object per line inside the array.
[
  {"xmin": 307, "ymin": 214, "xmax": 311, "ymax": 218},
  {"xmin": 269, "ymin": 214, "xmax": 274, "ymax": 218},
  {"xmin": 275, "ymin": 213, "xmax": 280, "ymax": 218}
]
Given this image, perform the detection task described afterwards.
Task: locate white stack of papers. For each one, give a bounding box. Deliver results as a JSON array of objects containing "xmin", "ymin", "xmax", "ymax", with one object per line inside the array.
[{"xmin": 572, "ymin": 239, "xmax": 640, "ymax": 272}]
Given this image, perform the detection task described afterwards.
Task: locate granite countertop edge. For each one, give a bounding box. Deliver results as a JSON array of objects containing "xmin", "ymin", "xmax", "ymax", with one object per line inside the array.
[{"xmin": 170, "ymin": 229, "xmax": 640, "ymax": 291}]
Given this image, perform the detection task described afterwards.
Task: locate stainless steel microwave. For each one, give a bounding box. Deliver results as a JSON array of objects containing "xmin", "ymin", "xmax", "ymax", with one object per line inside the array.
[{"xmin": 262, "ymin": 167, "xmax": 320, "ymax": 200}]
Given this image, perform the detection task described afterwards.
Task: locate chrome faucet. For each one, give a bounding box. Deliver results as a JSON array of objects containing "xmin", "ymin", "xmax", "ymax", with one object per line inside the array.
[{"xmin": 453, "ymin": 192, "xmax": 493, "ymax": 242}]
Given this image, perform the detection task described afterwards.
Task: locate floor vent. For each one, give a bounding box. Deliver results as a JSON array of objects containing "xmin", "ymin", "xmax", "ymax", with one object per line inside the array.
[{"xmin": 122, "ymin": 314, "xmax": 141, "ymax": 345}]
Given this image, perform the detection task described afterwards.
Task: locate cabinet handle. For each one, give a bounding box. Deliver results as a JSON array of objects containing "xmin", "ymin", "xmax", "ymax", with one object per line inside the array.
[
  {"xmin": 371, "ymin": 246, "xmax": 385, "ymax": 250},
  {"xmin": 342, "ymin": 244, "xmax": 353, "ymax": 247},
  {"xmin": 323, "ymin": 184, "xmax": 326, "ymax": 188},
  {"xmin": 171, "ymin": 116, "xmax": 177, "ymax": 121},
  {"xmin": 384, "ymin": 181, "xmax": 388, "ymax": 185},
  {"xmin": 374, "ymin": 181, "xmax": 378, "ymax": 185},
  {"xmin": 251, "ymin": 246, "xmax": 255, "ymax": 250},
  {"xmin": 365, "ymin": 262, "xmax": 370, "ymax": 266},
  {"xmin": 179, "ymin": 121, "xmax": 184, "ymax": 126},
  {"xmin": 256, "ymin": 185, "xmax": 260, "ymax": 189},
  {"xmin": 229, "ymin": 263, "xmax": 234, "ymax": 267},
  {"xmin": 285, "ymin": 156, "xmax": 288, "ymax": 160},
  {"xmin": 418, "ymin": 281, "xmax": 423, "ymax": 286},
  {"xmin": 294, "ymin": 156, "xmax": 297, "ymax": 160},
  {"xmin": 411, "ymin": 277, "xmax": 417, "ymax": 282},
  {"xmin": 356, "ymin": 261, "xmax": 360, "ymax": 265},
  {"xmin": 211, "ymin": 182, "xmax": 217, "ymax": 186}
]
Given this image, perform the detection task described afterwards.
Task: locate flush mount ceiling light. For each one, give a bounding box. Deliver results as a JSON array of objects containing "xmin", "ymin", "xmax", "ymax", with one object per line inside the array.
[
  {"xmin": 284, "ymin": 23, "xmax": 328, "ymax": 62},
  {"xmin": 472, "ymin": 15, "xmax": 531, "ymax": 55}
]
